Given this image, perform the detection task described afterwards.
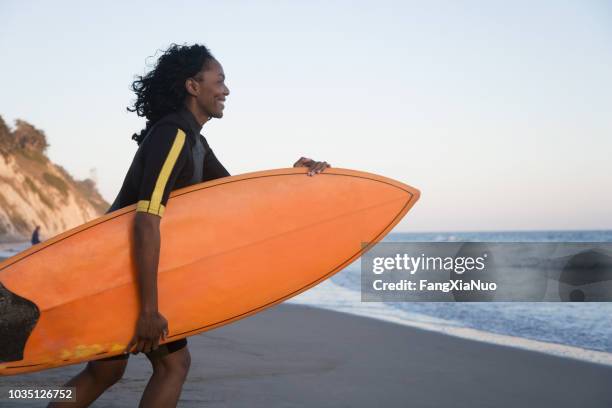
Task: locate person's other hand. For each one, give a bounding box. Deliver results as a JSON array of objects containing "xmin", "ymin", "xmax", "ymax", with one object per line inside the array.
[
  {"xmin": 293, "ymin": 156, "xmax": 331, "ymax": 176},
  {"xmin": 125, "ymin": 311, "xmax": 169, "ymax": 354}
]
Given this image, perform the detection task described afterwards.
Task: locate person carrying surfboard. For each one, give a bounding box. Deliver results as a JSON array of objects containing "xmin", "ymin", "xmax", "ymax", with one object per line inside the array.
[{"xmin": 49, "ymin": 43, "xmax": 330, "ymax": 408}]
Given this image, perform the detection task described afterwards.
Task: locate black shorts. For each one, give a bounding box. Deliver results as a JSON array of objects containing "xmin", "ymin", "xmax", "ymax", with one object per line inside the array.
[{"xmin": 98, "ymin": 338, "xmax": 187, "ymax": 361}]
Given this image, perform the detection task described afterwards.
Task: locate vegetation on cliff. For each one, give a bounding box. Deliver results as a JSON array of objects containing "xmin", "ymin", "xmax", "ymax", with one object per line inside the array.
[{"xmin": 0, "ymin": 115, "xmax": 109, "ymax": 241}]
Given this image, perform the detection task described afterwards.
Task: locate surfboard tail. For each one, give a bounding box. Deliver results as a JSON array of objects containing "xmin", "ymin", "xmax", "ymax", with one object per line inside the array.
[{"xmin": 0, "ymin": 282, "xmax": 40, "ymax": 363}]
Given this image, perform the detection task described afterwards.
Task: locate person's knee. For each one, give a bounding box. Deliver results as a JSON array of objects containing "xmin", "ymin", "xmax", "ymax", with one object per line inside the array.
[
  {"xmin": 151, "ymin": 349, "xmax": 191, "ymax": 381},
  {"xmin": 86, "ymin": 359, "xmax": 127, "ymax": 387},
  {"xmin": 168, "ymin": 349, "xmax": 190, "ymax": 381}
]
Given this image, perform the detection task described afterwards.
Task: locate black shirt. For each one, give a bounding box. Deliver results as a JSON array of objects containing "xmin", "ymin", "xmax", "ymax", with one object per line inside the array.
[{"xmin": 109, "ymin": 108, "xmax": 230, "ymax": 216}]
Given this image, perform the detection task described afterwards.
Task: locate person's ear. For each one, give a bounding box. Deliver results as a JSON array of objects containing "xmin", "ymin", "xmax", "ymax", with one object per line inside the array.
[{"xmin": 185, "ymin": 77, "xmax": 199, "ymax": 97}]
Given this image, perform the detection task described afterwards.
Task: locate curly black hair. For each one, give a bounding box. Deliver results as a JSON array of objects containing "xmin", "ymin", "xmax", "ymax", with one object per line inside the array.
[{"xmin": 128, "ymin": 43, "xmax": 215, "ymax": 144}]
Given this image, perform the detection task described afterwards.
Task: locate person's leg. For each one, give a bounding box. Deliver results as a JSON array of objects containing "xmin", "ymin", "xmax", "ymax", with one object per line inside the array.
[
  {"xmin": 47, "ymin": 356, "xmax": 128, "ymax": 408},
  {"xmin": 139, "ymin": 340, "xmax": 191, "ymax": 408}
]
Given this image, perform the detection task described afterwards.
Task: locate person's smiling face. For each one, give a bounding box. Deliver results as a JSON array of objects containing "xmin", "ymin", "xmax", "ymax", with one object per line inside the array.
[{"xmin": 190, "ymin": 58, "xmax": 230, "ymax": 119}]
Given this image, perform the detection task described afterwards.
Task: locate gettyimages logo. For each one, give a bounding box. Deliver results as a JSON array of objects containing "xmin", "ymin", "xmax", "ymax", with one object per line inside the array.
[
  {"xmin": 371, "ymin": 252, "xmax": 488, "ymax": 275},
  {"xmin": 361, "ymin": 242, "xmax": 612, "ymax": 302}
]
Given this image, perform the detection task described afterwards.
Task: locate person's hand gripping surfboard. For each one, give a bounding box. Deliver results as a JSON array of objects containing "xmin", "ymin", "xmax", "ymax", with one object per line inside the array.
[{"xmin": 293, "ymin": 156, "xmax": 331, "ymax": 176}]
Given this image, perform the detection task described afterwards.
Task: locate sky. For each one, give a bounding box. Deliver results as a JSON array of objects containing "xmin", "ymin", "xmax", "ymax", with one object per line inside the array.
[{"xmin": 0, "ymin": 0, "xmax": 610, "ymax": 232}]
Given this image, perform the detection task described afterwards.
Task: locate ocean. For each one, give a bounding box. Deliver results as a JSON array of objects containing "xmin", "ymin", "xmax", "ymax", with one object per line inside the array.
[{"xmin": 289, "ymin": 230, "xmax": 612, "ymax": 365}]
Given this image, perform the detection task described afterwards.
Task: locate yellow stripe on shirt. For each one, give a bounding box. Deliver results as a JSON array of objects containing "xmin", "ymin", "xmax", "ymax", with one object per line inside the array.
[
  {"xmin": 146, "ymin": 129, "xmax": 186, "ymax": 216},
  {"xmin": 136, "ymin": 200, "xmax": 165, "ymax": 217}
]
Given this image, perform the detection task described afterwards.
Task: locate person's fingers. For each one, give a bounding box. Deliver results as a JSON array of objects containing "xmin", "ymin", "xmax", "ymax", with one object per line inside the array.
[
  {"xmin": 294, "ymin": 157, "xmax": 313, "ymax": 167},
  {"xmin": 143, "ymin": 339, "xmax": 153, "ymax": 354},
  {"xmin": 309, "ymin": 161, "xmax": 326, "ymax": 175},
  {"xmin": 133, "ymin": 339, "xmax": 145, "ymax": 354},
  {"xmin": 152, "ymin": 332, "xmax": 162, "ymax": 350},
  {"xmin": 161, "ymin": 327, "xmax": 168, "ymax": 342},
  {"xmin": 302, "ymin": 159, "xmax": 331, "ymax": 176},
  {"xmin": 125, "ymin": 336, "xmax": 136, "ymax": 354},
  {"xmin": 142, "ymin": 340, "xmax": 153, "ymax": 353},
  {"xmin": 315, "ymin": 162, "xmax": 327, "ymax": 173},
  {"xmin": 307, "ymin": 161, "xmax": 319, "ymax": 176}
]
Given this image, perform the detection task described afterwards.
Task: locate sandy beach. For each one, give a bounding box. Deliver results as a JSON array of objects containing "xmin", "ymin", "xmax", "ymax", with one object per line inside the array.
[{"xmin": 1, "ymin": 303, "xmax": 610, "ymax": 407}]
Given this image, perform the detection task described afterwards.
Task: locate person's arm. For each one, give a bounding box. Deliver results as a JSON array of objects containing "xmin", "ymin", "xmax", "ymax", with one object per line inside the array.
[
  {"xmin": 126, "ymin": 212, "xmax": 168, "ymax": 354},
  {"xmin": 125, "ymin": 125, "xmax": 189, "ymax": 355},
  {"xmin": 133, "ymin": 213, "xmax": 161, "ymax": 313}
]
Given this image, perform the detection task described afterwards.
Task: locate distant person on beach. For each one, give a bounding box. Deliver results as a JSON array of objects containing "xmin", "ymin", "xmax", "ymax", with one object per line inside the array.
[
  {"xmin": 30, "ymin": 225, "xmax": 41, "ymax": 245},
  {"xmin": 49, "ymin": 43, "xmax": 329, "ymax": 408}
]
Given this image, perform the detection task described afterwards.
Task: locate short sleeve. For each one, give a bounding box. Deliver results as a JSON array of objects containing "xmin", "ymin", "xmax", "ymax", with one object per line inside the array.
[{"xmin": 136, "ymin": 125, "xmax": 189, "ymax": 217}]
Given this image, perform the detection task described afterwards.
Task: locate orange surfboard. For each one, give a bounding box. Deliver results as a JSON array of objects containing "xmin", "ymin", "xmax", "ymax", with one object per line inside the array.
[{"xmin": 0, "ymin": 168, "xmax": 420, "ymax": 375}]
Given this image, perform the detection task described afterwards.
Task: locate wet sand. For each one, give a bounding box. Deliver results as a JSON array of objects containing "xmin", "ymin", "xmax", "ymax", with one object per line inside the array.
[{"xmin": 1, "ymin": 304, "xmax": 611, "ymax": 407}]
